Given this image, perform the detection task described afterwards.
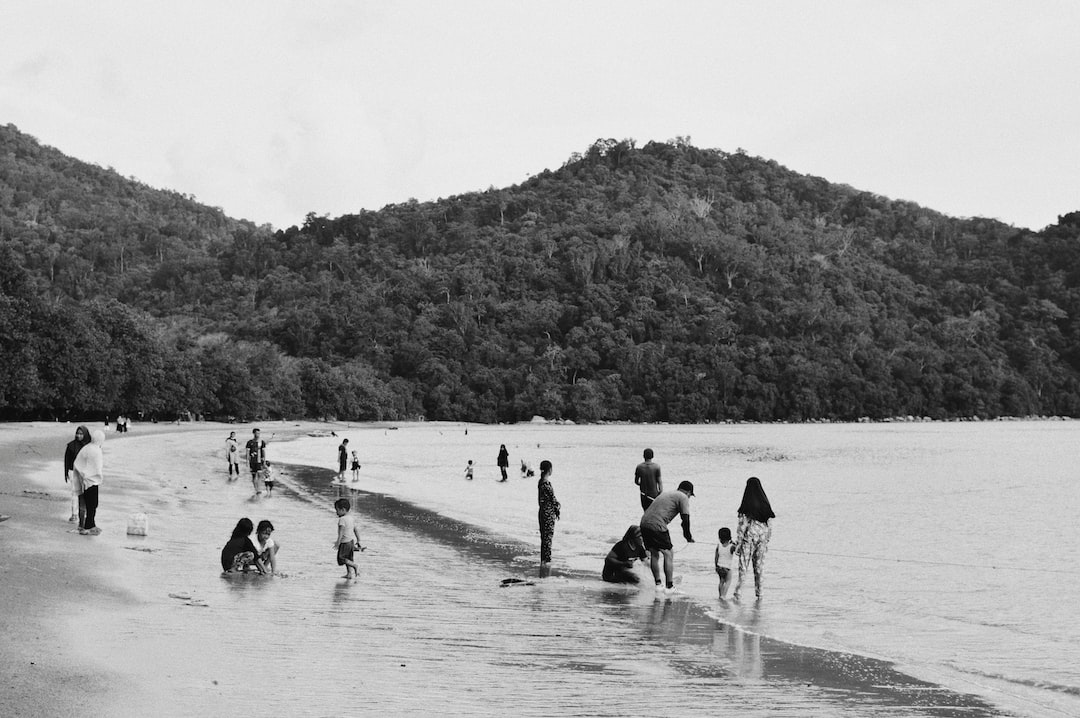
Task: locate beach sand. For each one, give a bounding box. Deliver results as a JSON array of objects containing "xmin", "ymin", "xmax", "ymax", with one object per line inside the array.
[{"xmin": 0, "ymin": 421, "xmax": 1005, "ymax": 718}]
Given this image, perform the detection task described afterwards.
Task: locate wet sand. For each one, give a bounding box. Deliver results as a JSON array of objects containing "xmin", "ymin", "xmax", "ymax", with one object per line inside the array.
[{"xmin": 0, "ymin": 421, "xmax": 1007, "ymax": 717}]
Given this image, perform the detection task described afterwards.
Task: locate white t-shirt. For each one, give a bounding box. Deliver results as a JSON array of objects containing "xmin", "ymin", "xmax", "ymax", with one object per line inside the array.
[{"xmin": 715, "ymin": 542, "xmax": 733, "ymax": 570}]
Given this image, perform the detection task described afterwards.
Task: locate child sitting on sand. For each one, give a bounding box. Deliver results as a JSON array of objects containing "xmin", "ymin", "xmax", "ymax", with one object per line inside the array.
[
  {"xmin": 253, "ymin": 519, "xmax": 280, "ymax": 575},
  {"xmin": 333, "ymin": 498, "xmax": 364, "ymax": 580},
  {"xmin": 715, "ymin": 527, "xmax": 735, "ymax": 598}
]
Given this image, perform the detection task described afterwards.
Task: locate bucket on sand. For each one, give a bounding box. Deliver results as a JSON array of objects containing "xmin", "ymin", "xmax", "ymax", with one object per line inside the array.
[{"xmin": 127, "ymin": 512, "xmax": 149, "ymax": 536}]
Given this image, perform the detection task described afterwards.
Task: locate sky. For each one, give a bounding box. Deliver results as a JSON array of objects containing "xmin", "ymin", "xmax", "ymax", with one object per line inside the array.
[{"xmin": 2, "ymin": 1, "xmax": 1078, "ymax": 232}]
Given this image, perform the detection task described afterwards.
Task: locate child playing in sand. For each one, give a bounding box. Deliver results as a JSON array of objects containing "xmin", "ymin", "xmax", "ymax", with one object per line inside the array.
[
  {"xmin": 464, "ymin": 460, "xmax": 474, "ymax": 480},
  {"xmin": 333, "ymin": 498, "xmax": 364, "ymax": 580},
  {"xmin": 253, "ymin": 519, "xmax": 280, "ymax": 575},
  {"xmin": 350, "ymin": 451, "xmax": 361, "ymax": 482},
  {"xmin": 715, "ymin": 527, "xmax": 735, "ymax": 598}
]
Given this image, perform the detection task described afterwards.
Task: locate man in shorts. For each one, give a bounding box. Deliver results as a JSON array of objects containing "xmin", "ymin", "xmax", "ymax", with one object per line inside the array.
[
  {"xmin": 246, "ymin": 428, "xmax": 266, "ymax": 491},
  {"xmin": 634, "ymin": 448, "xmax": 662, "ymax": 511},
  {"xmin": 639, "ymin": 480, "xmax": 695, "ymax": 594}
]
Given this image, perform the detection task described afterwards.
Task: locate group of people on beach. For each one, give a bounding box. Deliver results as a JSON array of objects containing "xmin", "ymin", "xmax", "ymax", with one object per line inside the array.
[
  {"xmin": 62, "ymin": 425, "xmax": 108, "ymax": 535},
  {"xmin": 219, "ymin": 517, "xmax": 280, "ymax": 575},
  {"xmin": 226, "ymin": 428, "xmax": 277, "ymax": 496},
  {"xmin": 538, "ymin": 447, "xmax": 776, "ymax": 601}
]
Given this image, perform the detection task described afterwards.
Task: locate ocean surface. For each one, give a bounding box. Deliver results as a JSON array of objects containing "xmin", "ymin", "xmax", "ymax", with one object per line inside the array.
[{"xmin": 106, "ymin": 420, "xmax": 1079, "ymax": 717}]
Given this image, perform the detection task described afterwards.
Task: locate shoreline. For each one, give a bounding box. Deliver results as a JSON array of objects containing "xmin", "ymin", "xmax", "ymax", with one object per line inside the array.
[{"xmin": 0, "ymin": 421, "xmax": 1022, "ymax": 716}]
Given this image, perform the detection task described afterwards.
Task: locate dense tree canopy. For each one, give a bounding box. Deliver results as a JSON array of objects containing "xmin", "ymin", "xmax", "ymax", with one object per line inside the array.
[{"xmin": 3, "ymin": 124, "xmax": 1079, "ymax": 422}]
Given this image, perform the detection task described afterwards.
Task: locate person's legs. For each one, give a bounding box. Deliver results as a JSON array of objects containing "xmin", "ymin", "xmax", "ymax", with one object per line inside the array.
[
  {"xmin": 733, "ymin": 546, "xmax": 751, "ymax": 599},
  {"xmin": 661, "ymin": 548, "xmax": 674, "ymax": 588},
  {"xmin": 752, "ymin": 541, "xmax": 767, "ymax": 598},
  {"xmin": 69, "ymin": 487, "xmax": 79, "ymax": 522},
  {"xmin": 539, "ymin": 515, "xmax": 555, "ymax": 563},
  {"xmin": 639, "ymin": 494, "xmax": 652, "ymax": 512},
  {"xmin": 648, "ymin": 551, "xmax": 662, "ymax": 585},
  {"xmin": 82, "ymin": 485, "xmax": 99, "ymax": 530}
]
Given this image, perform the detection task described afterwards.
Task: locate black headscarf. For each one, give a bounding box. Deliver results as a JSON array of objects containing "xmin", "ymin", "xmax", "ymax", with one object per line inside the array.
[{"xmin": 737, "ymin": 476, "xmax": 775, "ymax": 523}]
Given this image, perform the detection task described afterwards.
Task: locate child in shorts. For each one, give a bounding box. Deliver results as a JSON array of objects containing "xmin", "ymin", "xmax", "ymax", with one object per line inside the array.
[
  {"xmin": 263, "ymin": 462, "xmax": 276, "ymax": 496},
  {"xmin": 715, "ymin": 527, "xmax": 735, "ymax": 598},
  {"xmin": 350, "ymin": 451, "xmax": 361, "ymax": 482},
  {"xmin": 464, "ymin": 460, "xmax": 474, "ymax": 480},
  {"xmin": 333, "ymin": 498, "xmax": 364, "ymax": 580}
]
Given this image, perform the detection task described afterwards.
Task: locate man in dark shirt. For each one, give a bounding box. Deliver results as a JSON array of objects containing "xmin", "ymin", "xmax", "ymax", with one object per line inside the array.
[{"xmin": 634, "ymin": 448, "xmax": 662, "ymax": 511}]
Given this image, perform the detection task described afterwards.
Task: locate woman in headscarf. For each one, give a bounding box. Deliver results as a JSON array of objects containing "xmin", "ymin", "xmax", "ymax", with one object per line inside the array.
[
  {"xmin": 73, "ymin": 429, "xmax": 105, "ymax": 535},
  {"xmin": 64, "ymin": 425, "xmax": 91, "ymax": 526},
  {"xmin": 733, "ymin": 476, "xmax": 775, "ymax": 600},
  {"xmin": 497, "ymin": 444, "xmax": 509, "ymax": 482},
  {"xmin": 220, "ymin": 518, "xmax": 267, "ymax": 574},
  {"xmin": 537, "ymin": 460, "xmax": 560, "ymax": 566},
  {"xmin": 602, "ymin": 525, "xmax": 647, "ymax": 584}
]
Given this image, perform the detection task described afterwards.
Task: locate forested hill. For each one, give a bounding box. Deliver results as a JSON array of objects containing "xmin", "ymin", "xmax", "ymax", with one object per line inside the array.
[{"xmin": 3, "ymin": 124, "xmax": 1080, "ymax": 423}]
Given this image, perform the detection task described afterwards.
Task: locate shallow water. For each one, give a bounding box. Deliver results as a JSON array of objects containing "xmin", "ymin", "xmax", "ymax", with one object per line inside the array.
[{"xmin": 89, "ymin": 421, "xmax": 1079, "ymax": 717}]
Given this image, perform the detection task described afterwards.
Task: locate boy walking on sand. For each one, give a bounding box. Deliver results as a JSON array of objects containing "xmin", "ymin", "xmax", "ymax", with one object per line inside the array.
[{"xmin": 333, "ymin": 498, "xmax": 364, "ymax": 579}]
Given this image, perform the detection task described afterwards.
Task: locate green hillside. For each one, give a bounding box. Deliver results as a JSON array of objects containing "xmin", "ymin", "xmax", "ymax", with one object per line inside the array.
[{"xmin": 3, "ymin": 125, "xmax": 1079, "ymax": 422}]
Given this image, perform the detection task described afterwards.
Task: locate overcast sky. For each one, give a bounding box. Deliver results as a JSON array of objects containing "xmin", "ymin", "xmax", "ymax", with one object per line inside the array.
[{"xmin": 3, "ymin": 1, "xmax": 1077, "ymax": 231}]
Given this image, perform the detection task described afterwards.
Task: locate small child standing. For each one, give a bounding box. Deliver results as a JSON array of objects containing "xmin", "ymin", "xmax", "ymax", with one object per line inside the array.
[
  {"xmin": 715, "ymin": 527, "xmax": 735, "ymax": 598},
  {"xmin": 350, "ymin": 451, "xmax": 361, "ymax": 482},
  {"xmin": 464, "ymin": 460, "xmax": 474, "ymax": 480},
  {"xmin": 263, "ymin": 462, "xmax": 276, "ymax": 496},
  {"xmin": 333, "ymin": 498, "xmax": 364, "ymax": 580}
]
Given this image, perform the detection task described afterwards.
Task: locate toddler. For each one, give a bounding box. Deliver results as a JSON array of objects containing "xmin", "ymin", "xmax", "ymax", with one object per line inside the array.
[{"xmin": 715, "ymin": 527, "xmax": 735, "ymax": 598}]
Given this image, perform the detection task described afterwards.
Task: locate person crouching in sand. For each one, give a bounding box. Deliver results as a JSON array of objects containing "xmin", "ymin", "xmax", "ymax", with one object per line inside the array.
[
  {"xmin": 602, "ymin": 525, "xmax": 647, "ymax": 584},
  {"xmin": 220, "ymin": 518, "xmax": 267, "ymax": 574}
]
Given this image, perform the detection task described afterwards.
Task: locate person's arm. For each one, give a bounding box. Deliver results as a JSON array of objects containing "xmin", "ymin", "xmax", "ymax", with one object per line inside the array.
[
  {"xmin": 634, "ymin": 466, "xmax": 641, "ymax": 487},
  {"xmin": 655, "ymin": 467, "xmax": 662, "ymax": 494},
  {"xmin": 680, "ymin": 513, "xmax": 693, "ymax": 543},
  {"xmin": 714, "ymin": 544, "xmax": 720, "ymax": 570},
  {"xmin": 352, "ymin": 524, "xmax": 363, "ymax": 551},
  {"xmin": 734, "ymin": 513, "xmax": 748, "ymax": 552}
]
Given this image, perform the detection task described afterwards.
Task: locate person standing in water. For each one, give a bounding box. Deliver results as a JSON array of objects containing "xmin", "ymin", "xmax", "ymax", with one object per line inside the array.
[
  {"xmin": 337, "ymin": 438, "xmax": 349, "ymax": 482},
  {"xmin": 733, "ymin": 476, "xmax": 775, "ymax": 601},
  {"xmin": 634, "ymin": 448, "xmax": 662, "ymax": 511},
  {"xmin": 497, "ymin": 444, "xmax": 510, "ymax": 482},
  {"xmin": 246, "ymin": 428, "xmax": 266, "ymax": 488},
  {"xmin": 64, "ymin": 425, "xmax": 91, "ymax": 525},
  {"xmin": 537, "ymin": 460, "xmax": 560, "ymax": 567},
  {"xmin": 639, "ymin": 480, "xmax": 695, "ymax": 594}
]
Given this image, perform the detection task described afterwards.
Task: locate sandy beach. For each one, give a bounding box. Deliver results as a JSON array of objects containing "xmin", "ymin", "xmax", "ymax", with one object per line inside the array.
[
  {"xmin": 0, "ymin": 420, "xmax": 329, "ymax": 717},
  {"xmin": 1, "ymin": 420, "xmax": 1037, "ymax": 717}
]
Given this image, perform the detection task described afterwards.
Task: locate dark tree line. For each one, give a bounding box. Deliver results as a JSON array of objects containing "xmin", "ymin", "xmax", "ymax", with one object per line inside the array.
[{"xmin": 3, "ymin": 124, "xmax": 1080, "ymax": 422}]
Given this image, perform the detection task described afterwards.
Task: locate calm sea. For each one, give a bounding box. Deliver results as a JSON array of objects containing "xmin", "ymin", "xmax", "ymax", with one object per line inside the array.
[{"xmin": 121, "ymin": 421, "xmax": 1079, "ymax": 717}]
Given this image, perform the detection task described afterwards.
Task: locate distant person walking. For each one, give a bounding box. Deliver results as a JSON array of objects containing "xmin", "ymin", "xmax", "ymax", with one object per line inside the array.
[
  {"xmin": 496, "ymin": 445, "xmax": 510, "ymax": 482},
  {"xmin": 64, "ymin": 425, "xmax": 91, "ymax": 525},
  {"xmin": 497, "ymin": 444, "xmax": 510, "ymax": 482},
  {"xmin": 537, "ymin": 460, "xmax": 560, "ymax": 566},
  {"xmin": 602, "ymin": 525, "xmax": 648, "ymax": 584},
  {"xmin": 246, "ymin": 428, "xmax": 266, "ymax": 487},
  {"xmin": 733, "ymin": 476, "xmax": 775, "ymax": 601},
  {"xmin": 634, "ymin": 448, "xmax": 662, "ymax": 511},
  {"xmin": 74, "ymin": 429, "xmax": 106, "ymax": 535},
  {"xmin": 640, "ymin": 480, "xmax": 695, "ymax": 593},
  {"xmin": 225, "ymin": 431, "xmax": 240, "ymax": 479},
  {"xmin": 337, "ymin": 438, "xmax": 349, "ymax": 482}
]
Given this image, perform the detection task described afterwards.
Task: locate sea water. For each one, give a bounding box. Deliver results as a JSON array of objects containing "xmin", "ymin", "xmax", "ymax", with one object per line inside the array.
[{"xmin": 108, "ymin": 421, "xmax": 1078, "ymax": 717}]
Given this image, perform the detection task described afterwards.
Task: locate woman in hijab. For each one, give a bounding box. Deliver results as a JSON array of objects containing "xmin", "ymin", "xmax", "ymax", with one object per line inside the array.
[
  {"xmin": 73, "ymin": 429, "xmax": 105, "ymax": 535},
  {"xmin": 733, "ymin": 476, "xmax": 775, "ymax": 600},
  {"xmin": 602, "ymin": 525, "xmax": 647, "ymax": 584},
  {"xmin": 64, "ymin": 425, "xmax": 91, "ymax": 526}
]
